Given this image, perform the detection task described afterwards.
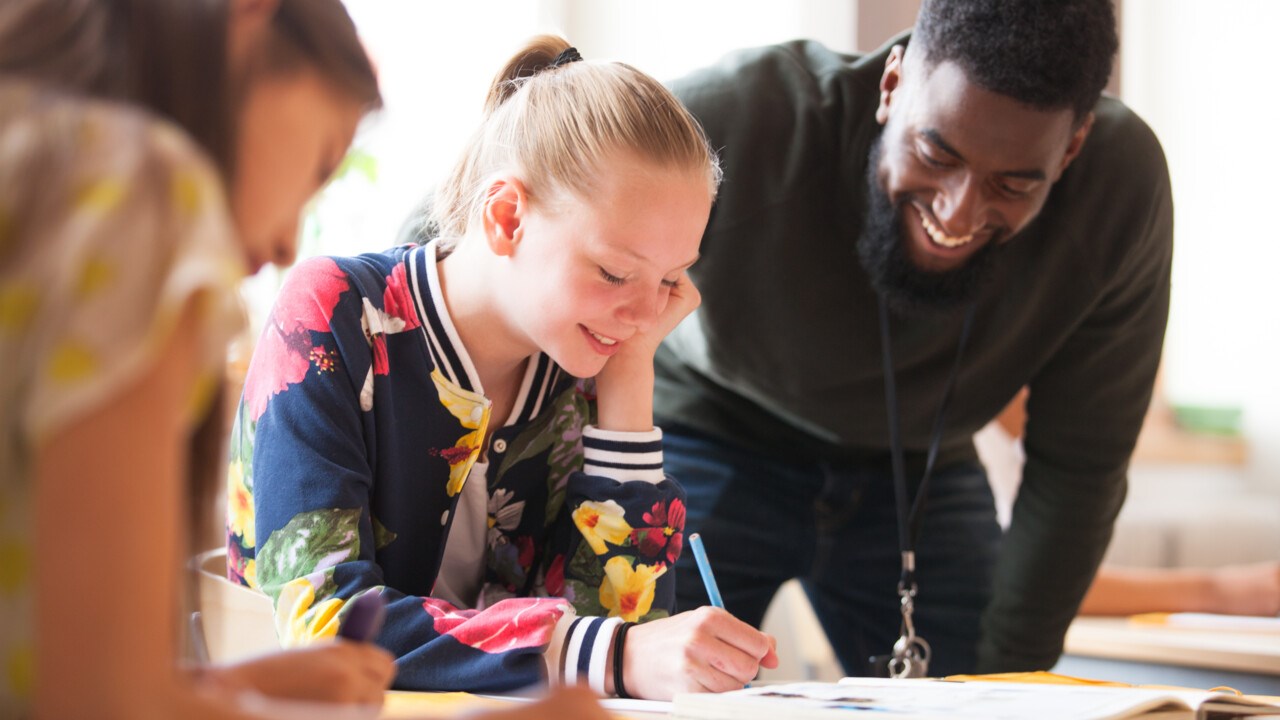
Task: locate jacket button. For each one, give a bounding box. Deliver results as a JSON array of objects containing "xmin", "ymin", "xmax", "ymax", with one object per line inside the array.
[{"xmin": 493, "ymin": 438, "xmax": 508, "ymax": 453}]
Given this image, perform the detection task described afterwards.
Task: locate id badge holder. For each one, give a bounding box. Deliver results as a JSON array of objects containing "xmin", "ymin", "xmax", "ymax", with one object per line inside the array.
[{"xmin": 869, "ymin": 578, "xmax": 931, "ymax": 678}]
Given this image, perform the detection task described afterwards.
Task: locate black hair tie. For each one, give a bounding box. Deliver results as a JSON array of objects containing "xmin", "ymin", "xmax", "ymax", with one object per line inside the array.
[
  {"xmin": 612, "ymin": 621, "xmax": 635, "ymax": 699},
  {"xmin": 550, "ymin": 46, "xmax": 583, "ymax": 68}
]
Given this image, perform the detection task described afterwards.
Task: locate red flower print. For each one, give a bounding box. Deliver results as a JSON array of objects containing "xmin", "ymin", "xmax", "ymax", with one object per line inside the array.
[
  {"xmin": 371, "ymin": 334, "xmax": 389, "ymax": 375},
  {"xmin": 309, "ymin": 346, "xmax": 338, "ymax": 373},
  {"xmin": 545, "ymin": 554, "xmax": 566, "ymax": 597},
  {"xmin": 421, "ymin": 597, "xmax": 566, "ymax": 653},
  {"xmin": 516, "ymin": 535, "xmax": 535, "ymax": 570},
  {"xmin": 382, "ymin": 263, "xmax": 422, "ymax": 330},
  {"xmin": 243, "ymin": 258, "xmax": 349, "ymax": 420},
  {"xmin": 226, "ymin": 536, "xmax": 250, "ymax": 585},
  {"xmin": 430, "ymin": 445, "xmax": 475, "ymax": 465},
  {"xmin": 631, "ymin": 498, "xmax": 686, "ymax": 566}
]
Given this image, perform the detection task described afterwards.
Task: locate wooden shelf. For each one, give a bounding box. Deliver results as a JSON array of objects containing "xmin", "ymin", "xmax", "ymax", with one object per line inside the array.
[{"xmin": 1132, "ymin": 405, "xmax": 1249, "ymax": 466}]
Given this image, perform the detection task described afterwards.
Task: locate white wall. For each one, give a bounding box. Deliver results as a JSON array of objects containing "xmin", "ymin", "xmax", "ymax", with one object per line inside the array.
[
  {"xmin": 1121, "ymin": 0, "xmax": 1280, "ymax": 491},
  {"xmin": 550, "ymin": 0, "xmax": 856, "ymax": 82},
  {"xmin": 269, "ymin": 1, "xmax": 1279, "ymax": 490}
]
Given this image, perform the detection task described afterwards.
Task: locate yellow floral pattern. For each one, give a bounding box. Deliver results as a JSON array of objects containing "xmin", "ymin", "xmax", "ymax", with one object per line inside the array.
[
  {"xmin": 226, "ymin": 458, "xmax": 255, "ymax": 547},
  {"xmin": 599, "ymin": 556, "xmax": 665, "ymax": 622},
  {"xmin": 572, "ymin": 500, "xmax": 633, "ymax": 554},
  {"xmin": 75, "ymin": 256, "xmax": 115, "ymax": 298},
  {"xmin": 430, "ymin": 368, "xmax": 490, "ymax": 496},
  {"xmin": 275, "ymin": 576, "xmax": 344, "ymax": 646},
  {"xmin": 0, "ymin": 81, "xmax": 244, "ymax": 713},
  {"xmin": 0, "ymin": 284, "xmax": 38, "ymax": 335}
]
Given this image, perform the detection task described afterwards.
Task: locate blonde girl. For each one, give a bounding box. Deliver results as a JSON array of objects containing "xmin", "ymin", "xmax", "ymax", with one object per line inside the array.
[{"xmin": 232, "ymin": 35, "xmax": 778, "ymax": 700}]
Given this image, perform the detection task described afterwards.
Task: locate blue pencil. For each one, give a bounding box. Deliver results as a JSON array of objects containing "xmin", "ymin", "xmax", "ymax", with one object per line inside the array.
[{"xmin": 688, "ymin": 533, "xmax": 724, "ymax": 609}]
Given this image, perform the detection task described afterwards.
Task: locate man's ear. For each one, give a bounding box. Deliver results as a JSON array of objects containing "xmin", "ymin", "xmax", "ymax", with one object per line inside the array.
[
  {"xmin": 875, "ymin": 45, "xmax": 906, "ymax": 126},
  {"xmin": 482, "ymin": 176, "xmax": 526, "ymax": 257},
  {"xmin": 1056, "ymin": 112, "xmax": 1096, "ymax": 178},
  {"xmin": 228, "ymin": 0, "xmax": 280, "ymax": 69}
]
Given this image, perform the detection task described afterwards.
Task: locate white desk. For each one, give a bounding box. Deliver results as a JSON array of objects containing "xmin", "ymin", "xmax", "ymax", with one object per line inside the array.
[{"xmin": 1057, "ymin": 616, "xmax": 1280, "ymax": 695}]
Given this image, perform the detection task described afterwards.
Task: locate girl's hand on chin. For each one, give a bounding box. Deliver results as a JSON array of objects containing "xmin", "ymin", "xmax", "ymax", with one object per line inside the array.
[
  {"xmin": 593, "ymin": 273, "xmax": 699, "ymax": 432},
  {"xmin": 603, "ymin": 272, "xmax": 701, "ymax": 373}
]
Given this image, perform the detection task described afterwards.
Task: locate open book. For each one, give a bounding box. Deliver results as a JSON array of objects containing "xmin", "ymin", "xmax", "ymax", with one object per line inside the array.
[{"xmin": 672, "ymin": 678, "xmax": 1280, "ymax": 720}]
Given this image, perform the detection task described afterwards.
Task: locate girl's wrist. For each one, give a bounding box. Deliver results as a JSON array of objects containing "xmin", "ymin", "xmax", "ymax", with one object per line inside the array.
[{"xmin": 594, "ymin": 363, "xmax": 654, "ymax": 432}]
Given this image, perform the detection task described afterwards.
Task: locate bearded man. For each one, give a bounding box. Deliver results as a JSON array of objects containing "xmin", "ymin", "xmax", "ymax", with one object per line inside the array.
[{"xmin": 656, "ymin": 0, "xmax": 1171, "ymax": 676}]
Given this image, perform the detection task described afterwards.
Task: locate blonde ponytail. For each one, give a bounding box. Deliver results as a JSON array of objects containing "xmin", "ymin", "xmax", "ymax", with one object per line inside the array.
[{"xmin": 431, "ymin": 35, "xmax": 720, "ymax": 248}]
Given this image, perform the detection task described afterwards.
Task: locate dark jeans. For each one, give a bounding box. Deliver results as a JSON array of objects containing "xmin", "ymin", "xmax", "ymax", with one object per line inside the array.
[{"xmin": 666, "ymin": 427, "xmax": 1002, "ymax": 677}]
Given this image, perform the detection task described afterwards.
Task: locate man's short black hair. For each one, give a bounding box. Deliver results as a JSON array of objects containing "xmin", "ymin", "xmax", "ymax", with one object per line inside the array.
[{"xmin": 914, "ymin": 0, "xmax": 1118, "ymax": 119}]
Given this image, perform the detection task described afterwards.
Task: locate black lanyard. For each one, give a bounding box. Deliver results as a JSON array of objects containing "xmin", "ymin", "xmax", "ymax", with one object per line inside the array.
[{"xmin": 876, "ymin": 297, "xmax": 977, "ymax": 677}]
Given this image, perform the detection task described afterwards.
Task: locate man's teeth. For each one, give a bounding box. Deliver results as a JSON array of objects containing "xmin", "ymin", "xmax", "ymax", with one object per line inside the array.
[
  {"xmin": 920, "ymin": 211, "xmax": 974, "ymax": 248},
  {"xmin": 589, "ymin": 330, "xmax": 618, "ymax": 346}
]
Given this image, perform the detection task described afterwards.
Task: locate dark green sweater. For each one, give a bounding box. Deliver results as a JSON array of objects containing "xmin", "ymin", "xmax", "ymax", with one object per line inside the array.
[{"xmin": 655, "ymin": 36, "xmax": 1173, "ymax": 672}]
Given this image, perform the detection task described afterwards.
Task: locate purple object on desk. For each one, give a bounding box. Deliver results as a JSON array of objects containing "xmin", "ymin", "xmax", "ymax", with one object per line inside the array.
[{"xmin": 339, "ymin": 590, "xmax": 387, "ymax": 642}]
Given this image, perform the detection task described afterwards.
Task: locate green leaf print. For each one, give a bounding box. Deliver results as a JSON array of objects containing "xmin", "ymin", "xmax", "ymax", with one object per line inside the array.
[
  {"xmin": 493, "ymin": 404, "xmax": 558, "ymax": 483},
  {"xmin": 486, "ymin": 383, "xmax": 591, "ymax": 528},
  {"xmin": 565, "ymin": 579, "xmax": 607, "ymax": 617},
  {"xmin": 257, "ymin": 508, "xmax": 362, "ymax": 597},
  {"xmin": 567, "ymin": 533, "xmax": 604, "ymax": 586},
  {"xmin": 543, "ymin": 386, "xmax": 592, "ymax": 526},
  {"xmin": 372, "ymin": 515, "xmax": 397, "ymax": 550},
  {"xmin": 230, "ymin": 396, "xmax": 256, "ymax": 466},
  {"xmin": 639, "ymin": 608, "xmax": 670, "ymax": 623}
]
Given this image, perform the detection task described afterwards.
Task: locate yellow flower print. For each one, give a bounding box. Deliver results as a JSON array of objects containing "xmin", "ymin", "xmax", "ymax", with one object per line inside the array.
[
  {"xmin": 431, "ymin": 369, "xmax": 490, "ymax": 497},
  {"xmin": 0, "ymin": 284, "xmax": 39, "ymax": 335},
  {"xmin": 7, "ymin": 644, "xmax": 32, "ymax": 700},
  {"xmin": 226, "ymin": 459, "xmax": 255, "ymax": 548},
  {"xmin": 275, "ymin": 577, "xmax": 343, "ymax": 647},
  {"xmin": 243, "ymin": 558, "xmax": 258, "ymax": 589},
  {"xmin": 0, "ymin": 537, "xmax": 28, "ymax": 595},
  {"xmin": 48, "ymin": 342, "xmax": 97, "ymax": 384},
  {"xmin": 75, "ymin": 178, "xmax": 126, "ymax": 212},
  {"xmin": 431, "ymin": 369, "xmax": 490, "ymax": 429},
  {"xmin": 599, "ymin": 556, "xmax": 666, "ymax": 623},
  {"xmin": 572, "ymin": 500, "xmax": 632, "ymax": 555},
  {"xmin": 75, "ymin": 257, "xmax": 115, "ymax": 298},
  {"xmin": 171, "ymin": 169, "xmax": 205, "ymax": 216}
]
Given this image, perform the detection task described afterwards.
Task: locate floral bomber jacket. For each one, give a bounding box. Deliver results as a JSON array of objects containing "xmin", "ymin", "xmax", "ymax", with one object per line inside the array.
[{"xmin": 226, "ymin": 242, "xmax": 686, "ymax": 693}]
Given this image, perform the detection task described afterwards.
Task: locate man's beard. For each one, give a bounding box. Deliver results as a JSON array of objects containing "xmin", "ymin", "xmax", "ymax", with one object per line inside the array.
[{"xmin": 857, "ymin": 137, "xmax": 1004, "ymax": 315}]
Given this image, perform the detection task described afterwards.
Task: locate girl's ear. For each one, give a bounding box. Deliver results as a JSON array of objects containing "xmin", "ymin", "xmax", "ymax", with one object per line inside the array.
[{"xmin": 482, "ymin": 176, "xmax": 527, "ymax": 257}]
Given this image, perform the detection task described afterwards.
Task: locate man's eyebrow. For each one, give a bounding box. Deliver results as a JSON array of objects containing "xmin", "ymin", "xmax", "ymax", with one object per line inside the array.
[
  {"xmin": 921, "ymin": 128, "xmax": 965, "ymax": 161},
  {"xmin": 921, "ymin": 128, "xmax": 1047, "ymax": 181}
]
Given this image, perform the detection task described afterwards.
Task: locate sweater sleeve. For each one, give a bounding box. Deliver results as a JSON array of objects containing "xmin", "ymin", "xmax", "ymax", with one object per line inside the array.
[
  {"xmin": 556, "ymin": 426, "xmax": 687, "ymax": 626},
  {"xmin": 976, "ymin": 113, "xmax": 1174, "ymax": 673}
]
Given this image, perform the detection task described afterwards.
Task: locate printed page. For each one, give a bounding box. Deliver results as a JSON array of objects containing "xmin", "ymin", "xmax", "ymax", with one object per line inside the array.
[{"xmin": 673, "ymin": 679, "xmax": 1199, "ymax": 720}]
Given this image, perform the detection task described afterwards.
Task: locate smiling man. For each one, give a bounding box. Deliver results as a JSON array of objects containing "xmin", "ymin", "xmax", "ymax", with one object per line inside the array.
[{"xmin": 655, "ymin": 0, "xmax": 1172, "ymax": 675}]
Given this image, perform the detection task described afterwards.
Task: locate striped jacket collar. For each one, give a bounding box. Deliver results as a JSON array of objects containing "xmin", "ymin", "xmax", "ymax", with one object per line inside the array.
[{"xmin": 406, "ymin": 242, "xmax": 565, "ymax": 426}]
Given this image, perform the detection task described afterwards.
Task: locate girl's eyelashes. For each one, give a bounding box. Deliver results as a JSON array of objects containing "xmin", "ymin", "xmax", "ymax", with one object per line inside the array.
[
  {"xmin": 600, "ymin": 265, "xmax": 681, "ymax": 289},
  {"xmin": 599, "ymin": 267, "xmax": 627, "ymax": 286}
]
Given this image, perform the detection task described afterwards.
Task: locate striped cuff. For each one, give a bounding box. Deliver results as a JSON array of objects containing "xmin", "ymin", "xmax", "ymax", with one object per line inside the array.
[
  {"xmin": 582, "ymin": 425, "xmax": 665, "ymax": 484},
  {"xmin": 551, "ymin": 615, "xmax": 623, "ymax": 695}
]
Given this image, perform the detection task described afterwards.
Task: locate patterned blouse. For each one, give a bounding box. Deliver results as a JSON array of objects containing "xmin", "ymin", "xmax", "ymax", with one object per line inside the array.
[
  {"xmin": 228, "ymin": 242, "xmax": 687, "ymax": 694},
  {"xmin": 0, "ymin": 81, "xmax": 244, "ymax": 716}
]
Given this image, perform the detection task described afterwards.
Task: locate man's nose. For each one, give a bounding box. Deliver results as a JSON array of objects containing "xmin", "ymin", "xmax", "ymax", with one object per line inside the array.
[{"xmin": 932, "ymin": 175, "xmax": 985, "ymax": 239}]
